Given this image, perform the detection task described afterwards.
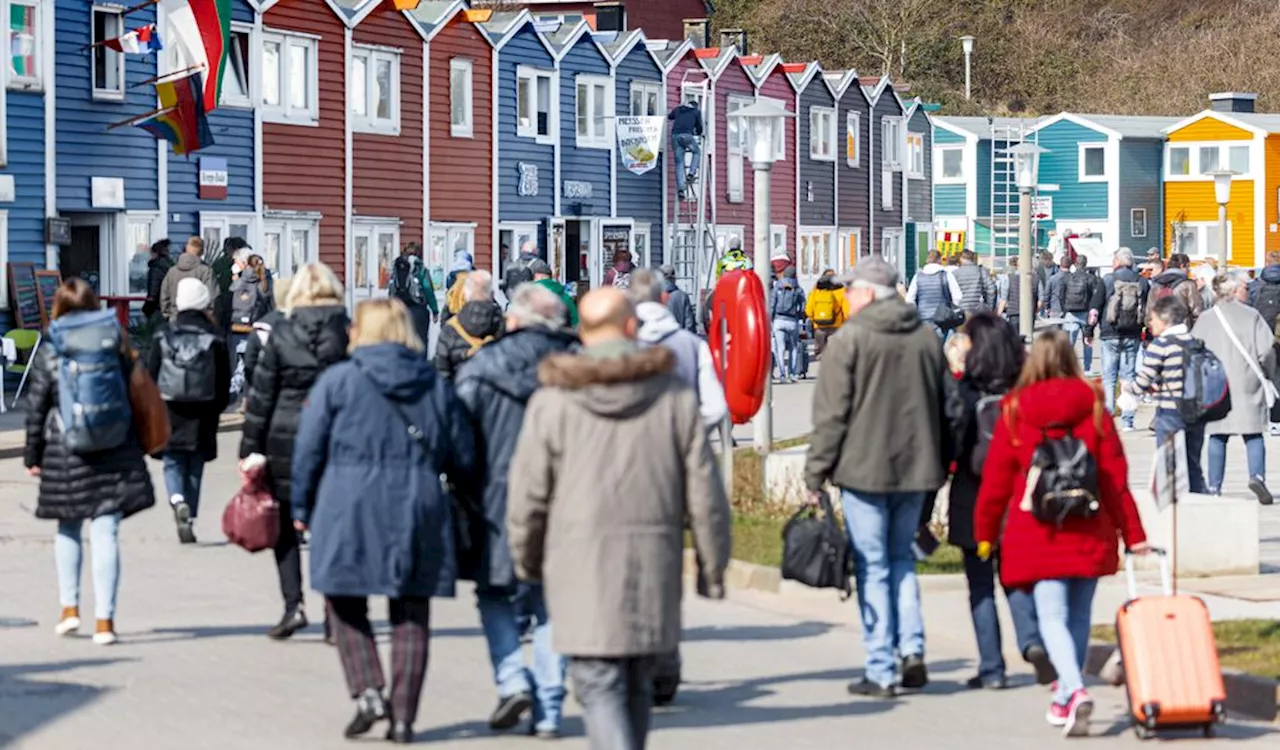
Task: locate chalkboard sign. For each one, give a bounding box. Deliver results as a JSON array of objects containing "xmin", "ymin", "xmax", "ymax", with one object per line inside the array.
[
  {"xmin": 35, "ymin": 270, "xmax": 61, "ymax": 329},
  {"xmin": 8, "ymin": 263, "xmax": 39, "ymax": 330}
]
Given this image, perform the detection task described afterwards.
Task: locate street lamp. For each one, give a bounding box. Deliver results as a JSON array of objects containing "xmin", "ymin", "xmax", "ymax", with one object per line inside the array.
[
  {"xmin": 959, "ymin": 35, "xmax": 975, "ymax": 101},
  {"xmin": 1004, "ymin": 142, "xmax": 1047, "ymax": 341},
  {"xmin": 1206, "ymin": 169, "xmax": 1238, "ymax": 265},
  {"xmin": 730, "ymin": 98, "xmax": 795, "ymax": 460}
]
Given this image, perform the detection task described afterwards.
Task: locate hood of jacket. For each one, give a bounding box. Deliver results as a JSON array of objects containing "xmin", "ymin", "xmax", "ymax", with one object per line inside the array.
[
  {"xmin": 453, "ymin": 249, "xmax": 474, "ymax": 272},
  {"xmin": 815, "ymin": 276, "xmax": 841, "ymax": 291},
  {"xmin": 1153, "ymin": 268, "xmax": 1189, "ymax": 286},
  {"xmin": 852, "ymin": 297, "xmax": 922, "ymax": 334},
  {"xmin": 636, "ymin": 301, "xmax": 680, "ymax": 344},
  {"xmin": 239, "ymin": 266, "xmax": 261, "ymax": 285},
  {"xmin": 457, "ymin": 299, "xmax": 504, "ymax": 338},
  {"xmin": 464, "ymin": 326, "xmax": 578, "ymax": 403},
  {"xmin": 918, "ymin": 263, "xmax": 947, "ymax": 275},
  {"xmin": 536, "ymin": 277, "xmax": 567, "ymax": 296},
  {"xmin": 150, "ymin": 254, "xmax": 174, "ymax": 272},
  {"xmin": 176, "ymin": 253, "xmax": 205, "ymax": 272},
  {"xmin": 350, "ymin": 343, "xmax": 434, "ymax": 402},
  {"xmin": 287, "ymin": 304, "xmax": 348, "ymax": 353},
  {"xmin": 1009, "ymin": 377, "xmax": 1099, "ymax": 431},
  {"xmin": 538, "ymin": 345, "xmax": 675, "ymax": 419},
  {"xmin": 171, "ymin": 309, "xmax": 217, "ymax": 333},
  {"xmin": 1261, "ymin": 264, "xmax": 1280, "ymax": 284},
  {"xmin": 664, "ymin": 278, "xmax": 679, "ymax": 293}
]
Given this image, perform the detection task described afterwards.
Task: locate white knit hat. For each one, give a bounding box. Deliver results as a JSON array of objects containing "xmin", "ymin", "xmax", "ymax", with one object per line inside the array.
[{"xmin": 175, "ymin": 277, "xmax": 211, "ymax": 312}]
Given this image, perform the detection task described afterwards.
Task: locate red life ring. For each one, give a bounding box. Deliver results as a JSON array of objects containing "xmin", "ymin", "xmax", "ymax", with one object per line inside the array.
[{"xmin": 707, "ymin": 270, "xmax": 770, "ymax": 424}]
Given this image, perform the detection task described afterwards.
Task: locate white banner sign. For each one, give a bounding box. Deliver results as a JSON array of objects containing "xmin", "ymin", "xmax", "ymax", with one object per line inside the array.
[{"xmin": 615, "ymin": 116, "xmax": 663, "ymax": 176}]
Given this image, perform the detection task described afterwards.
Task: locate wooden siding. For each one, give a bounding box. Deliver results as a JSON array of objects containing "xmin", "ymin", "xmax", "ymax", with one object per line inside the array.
[
  {"xmin": 1164, "ymin": 179, "xmax": 1255, "ymax": 267},
  {"xmin": 1167, "ymin": 116, "xmax": 1252, "ymax": 143},
  {"xmin": 613, "ymin": 44, "xmax": 663, "ymax": 262},
  {"xmin": 1118, "ymin": 140, "xmax": 1163, "ymax": 250},
  {"xmin": 835, "ymin": 88, "xmax": 869, "ymax": 237},
  {"xmin": 905, "ymin": 107, "xmax": 932, "ymax": 222},
  {"xmin": 931, "ymin": 125, "xmax": 967, "ymax": 219},
  {"xmin": 797, "ymin": 81, "xmax": 835, "ymax": 227},
  {"xmin": 430, "ymin": 16, "xmax": 493, "ymax": 270},
  {"xmin": 497, "ymin": 26, "xmax": 554, "ymax": 225},
  {"xmin": 55, "ymin": 0, "xmax": 159, "ymax": 211},
  {"xmin": 262, "ymin": 0, "xmax": 347, "ymax": 273},
  {"xmin": 558, "ymin": 37, "xmax": 611, "ymax": 222},
  {"xmin": 870, "ymin": 92, "xmax": 904, "ymax": 252},
  {"xmin": 1035, "ymin": 119, "xmax": 1107, "ymax": 224},
  {"xmin": 756, "ymin": 69, "xmax": 795, "ymax": 258},
  {"xmin": 712, "ymin": 61, "xmax": 755, "ymax": 253},
  {"xmin": 5, "ymin": 91, "xmax": 46, "ymax": 264},
  {"xmin": 1267, "ymin": 135, "xmax": 1280, "ymax": 257},
  {"xmin": 353, "ymin": 8, "xmax": 424, "ymax": 247},
  {"xmin": 976, "ymin": 141, "xmax": 993, "ymax": 217}
]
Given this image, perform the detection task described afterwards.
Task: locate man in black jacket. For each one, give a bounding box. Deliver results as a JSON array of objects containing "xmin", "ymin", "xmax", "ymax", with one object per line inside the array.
[
  {"xmin": 1089, "ymin": 247, "xmax": 1149, "ymax": 430},
  {"xmin": 454, "ymin": 284, "xmax": 577, "ymax": 738},
  {"xmin": 668, "ymin": 98, "xmax": 703, "ymax": 201},
  {"xmin": 143, "ymin": 239, "xmax": 173, "ymax": 319}
]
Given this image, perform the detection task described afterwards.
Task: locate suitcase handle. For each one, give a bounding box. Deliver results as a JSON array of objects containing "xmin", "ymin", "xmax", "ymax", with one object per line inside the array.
[{"xmin": 1124, "ymin": 547, "xmax": 1171, "ymax": 599}]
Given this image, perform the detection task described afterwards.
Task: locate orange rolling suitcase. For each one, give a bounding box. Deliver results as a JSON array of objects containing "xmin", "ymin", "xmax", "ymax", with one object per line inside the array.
[{"xmin": 1115, "ymin": 549, "xmax": 1226, "ymax": 739}]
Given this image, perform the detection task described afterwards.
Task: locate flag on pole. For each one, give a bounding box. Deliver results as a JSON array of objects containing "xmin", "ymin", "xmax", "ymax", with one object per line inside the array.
[
  {"xmin": 135, "ymin": 71, "xmax": 214, "ymax": 156},
  {"xmin": 102, "ymin": 23, "xmax": 165, "ymax": 54},
  {"xmin": 160, "ymin": 0, "xmax": 231, "ymax": 112}
]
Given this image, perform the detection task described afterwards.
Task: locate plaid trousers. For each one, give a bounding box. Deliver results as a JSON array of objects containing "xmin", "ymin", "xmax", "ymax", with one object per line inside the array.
[{"xmin": 327, "ymin": 596, "xmax": 432, "ymax": 725}]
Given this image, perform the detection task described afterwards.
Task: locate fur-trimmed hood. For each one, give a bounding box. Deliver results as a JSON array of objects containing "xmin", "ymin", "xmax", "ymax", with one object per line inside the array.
[{"xmin": 538, "ymin": 345, "xmax": 677, "ymax": 419}]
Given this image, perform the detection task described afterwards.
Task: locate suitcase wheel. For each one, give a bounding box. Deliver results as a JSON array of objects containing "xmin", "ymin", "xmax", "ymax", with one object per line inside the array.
[
  {"xmin": 1133, "ymin": 724, "xmax": 1154, "ymax": 741},
  {"xmin": 1203, "ymin": 724, "xmax": 1215, "ymax": 738}
]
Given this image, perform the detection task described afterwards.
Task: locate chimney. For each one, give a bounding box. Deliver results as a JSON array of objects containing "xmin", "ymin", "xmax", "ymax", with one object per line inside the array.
[
  {"xmin": 720, "ymin": 28, "xmax": 748, "ymax": 55},
  {"xmin": 1209, "ymin": 92, "xmax": 1257, "ymax": 114}
]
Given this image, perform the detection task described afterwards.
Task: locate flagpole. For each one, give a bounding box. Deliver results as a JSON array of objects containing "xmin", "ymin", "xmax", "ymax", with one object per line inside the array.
[
  {"xmin": 133, "ymin": 65, "xmax": 204, "ymax": 89},
  {"xmin": 122, "ymin": 0, "xmax": 161, "ymax": 16},
  {"xmin": 80, "ymin": 22, "xmax": 156, "ymax": 51},
  {"xmin": 107, "ymin": 106, "xmax": 175, "ymax": 130}
]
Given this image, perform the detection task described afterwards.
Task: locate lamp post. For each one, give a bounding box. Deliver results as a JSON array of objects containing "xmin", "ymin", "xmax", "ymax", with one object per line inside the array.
[
  {"xmin": 960, "ymin": 35, "xmax": 975, "ymax": 101},
  {"xmin": 730, "ymin": 99, "xmax": 795, "ymax": 461},
  {"xmin": 1206, "ymin": 169, "xmax": 1238, "ymax": 266},
  {"xmin": 1004, "ymin": 142, "xmax": 1047, "ymax": 342}
]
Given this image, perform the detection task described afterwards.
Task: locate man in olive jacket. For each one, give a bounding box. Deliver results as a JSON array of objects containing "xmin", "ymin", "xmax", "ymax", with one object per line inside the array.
[
  {"xmin": 508, "ymin": 287, "xmax": 730, "ymax": 750},
  {"xmin": 804, "ymin": 254, "xmax": 950, "ymax": 698}
]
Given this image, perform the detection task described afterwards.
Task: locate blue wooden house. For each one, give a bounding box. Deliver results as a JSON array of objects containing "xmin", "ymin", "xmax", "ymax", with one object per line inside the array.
[
  {"xmin": 481, "ymin": 10, "xmax": 557, "ymax": 285},
  {"xmin": 1026, "ymin": 113, "xmax": 1177, "ymax": 261},
  {"xmin": 603, "ymin": 29, "xmax": 664, "ymax": 271},
  {"xmin": 166, "ymin": 0, "xmax": 260, "ymax": 258},
  {"xmin": 55, "ymin": 0, "xmax": 163, "ymax": 296}
]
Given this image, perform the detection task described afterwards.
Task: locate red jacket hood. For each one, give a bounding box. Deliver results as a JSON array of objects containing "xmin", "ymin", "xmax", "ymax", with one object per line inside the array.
[{"xmin": 1007, "ymin": 377, "xmax": 1100, "ymax": 431}]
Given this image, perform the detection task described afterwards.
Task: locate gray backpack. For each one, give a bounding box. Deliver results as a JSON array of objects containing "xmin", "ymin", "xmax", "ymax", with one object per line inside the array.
[{"xmin": 158, "ymin": 326, "xmax": 217, "ymax": 402}]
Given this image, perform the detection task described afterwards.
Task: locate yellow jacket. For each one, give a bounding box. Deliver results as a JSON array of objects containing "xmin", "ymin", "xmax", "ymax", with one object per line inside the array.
[{"xmin": 806, "ymin": 285, "xmax": 848, "ymax": 329}]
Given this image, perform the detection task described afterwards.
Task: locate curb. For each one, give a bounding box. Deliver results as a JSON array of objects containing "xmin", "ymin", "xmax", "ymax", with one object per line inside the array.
[{"xmin": 0, "ymin": 415, "xmax": 245, "ymax": 461}]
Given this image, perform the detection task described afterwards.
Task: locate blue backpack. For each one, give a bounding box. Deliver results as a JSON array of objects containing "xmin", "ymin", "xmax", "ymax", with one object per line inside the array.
[
  {"xmin": 774, "ymin": 285, "xmax": 803, "ymax": 319},
  {"xmin": 1177, "ymin": 339, "xmax": 1231, "ymax": 425},
  {"xmin": 47, "ymin": 309, "xmax": 132, "ymax": 454}
]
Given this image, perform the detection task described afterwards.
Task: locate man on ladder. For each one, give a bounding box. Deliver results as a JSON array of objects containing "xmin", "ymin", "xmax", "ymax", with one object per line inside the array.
[{"xmin": 669, "ymin": 97, "xmax": 704, "ymax": 202}]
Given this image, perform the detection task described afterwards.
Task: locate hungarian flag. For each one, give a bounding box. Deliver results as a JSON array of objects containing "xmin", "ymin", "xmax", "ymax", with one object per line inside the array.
[
  {"xmin": 103, "ymin": 24, "xmax": 164, "ymax": 54},
  {"xmin": 136, "ymin": 71, "xmax": 214, "ymax": 156},
  {"xmin": 160, "ymin": 0, "xmax": 231, "ymax": 112}
]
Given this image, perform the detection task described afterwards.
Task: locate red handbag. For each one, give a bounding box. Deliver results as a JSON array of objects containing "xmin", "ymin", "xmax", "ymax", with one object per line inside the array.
[{"xmin": 221, "ymin": 456, "xmax": 280, "ymax": 553}]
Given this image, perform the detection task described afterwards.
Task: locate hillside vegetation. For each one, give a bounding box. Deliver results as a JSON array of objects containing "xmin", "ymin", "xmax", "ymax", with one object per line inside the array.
[{"xmin": 712, "ymin": 0, "xmax": 1280, "ymax": 117}]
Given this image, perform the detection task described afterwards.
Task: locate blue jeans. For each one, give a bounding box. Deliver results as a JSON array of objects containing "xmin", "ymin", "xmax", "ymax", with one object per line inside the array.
[
  {"xmin": 673, "ymin": 133, "xmax": 701, "ymax": 192},
  {"xmin": 1066, "ymin": 311, "xmax": 1093, "ymax": 371},
  {"xmin": 1154, "ymin": 409, "xmax": 1207, "ymax": 494},
  {"xmin": 163, "ymin": 450, "xmax": 207, "ymax": 518},
  {"xmin": 841, "ymin": 489, "xmax": 926, "ymax": 687},
  {"xmin": 1101, "ymin": 337, "xmax": 1140, "ymax": 426},
  {"xmin": 56, "ymin": 513, "xmax": 122, "ymax": 621},
  {"xmin": 1033, "ymin": 578, "xmax": 1098, "ymax": 704},
  {"xmin": 1207, "ymin": 433, "xmax": 1266, "ymax": 493},
  {"xmin": 477, "ymin": 584, "xmax": 567, "ymax": 733},
  {"xmin": 772, "ymin": 317, "xmax": 801, "ymax": 380},
  {"xmin": 962, "ymin": 549, "xmax": 1043, "ymax": 681}
]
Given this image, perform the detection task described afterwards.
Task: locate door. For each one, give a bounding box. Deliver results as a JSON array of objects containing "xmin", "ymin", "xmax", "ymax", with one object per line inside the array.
[
  {"xmin": 63, "ymin": 227, "xmax": 102, "ymax": 292},
  {"xmin": 600, "ymin": 222, "xmax": 633, "ymax": 289}
]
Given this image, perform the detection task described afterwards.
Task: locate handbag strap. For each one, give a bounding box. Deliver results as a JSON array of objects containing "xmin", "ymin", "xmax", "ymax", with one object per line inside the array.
[
  {"xmin": 353, "ymin": 361, "xmax": 443, "ymax": 474},
  {"xmin": 1212, "ymin": 306, "xmax": 1271, "ymax": 390}
]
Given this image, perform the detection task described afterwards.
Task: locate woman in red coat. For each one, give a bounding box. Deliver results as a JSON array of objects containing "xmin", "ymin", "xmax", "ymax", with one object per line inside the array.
[{"xmin": 975, "ymin": 331, "xmax": 1148, "ymax": 738}]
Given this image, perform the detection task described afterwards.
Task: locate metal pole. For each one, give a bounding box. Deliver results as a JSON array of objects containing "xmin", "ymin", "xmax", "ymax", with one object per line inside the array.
[
  {"xmin": 752, "ymin": 162, "xmax": 773, "ymax": 459},
  {"xmin": 1218, "ymin": 202, "xmax": 1229, "ymax": 266},
  {"xmin": 1019, "ymin": 187, "xmax": 1034, "ymax": 342},
  {"xmin": 719, "ymin": 312, "xmax": 734, "ymax": 493},
  {"xmin": 964, "ymin": 50, "xmax": 972, "ymax": 101}
]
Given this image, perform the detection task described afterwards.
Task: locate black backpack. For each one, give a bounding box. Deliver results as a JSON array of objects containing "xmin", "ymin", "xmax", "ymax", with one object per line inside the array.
[
  {"xmin": 780, "ymin": 493, "xmax": 853, "ymax": 599},
  {"xmin": 969, "ymin": 393, "xmax": 1004, "ymax": 475},
  {"xmin": 1025, "ymin": 424, "xmax": 1101, "ymax": 526},
  {"xmin": 158, "ymin": 325, "xmax": 218, "ymax": 402},
  {"xmin": 390, "ymin": 256, "xmax": 427, "ymax": 307},
  {"xmin": 1064, "ymin": 270, "xmax": 1093, "ymax": 311},
  {"xmin": 1254, "ymin": 281, "xmax": 1280, "ymax": 333},
  {"xmin": 502, "ymin": 256, "xmax": 536, "ymax": 295}
]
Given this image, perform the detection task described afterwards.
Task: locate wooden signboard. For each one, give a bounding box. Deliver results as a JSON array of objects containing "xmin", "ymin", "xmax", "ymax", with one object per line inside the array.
[
  {"xmin": 7, "ymin": 262, "xmax": 39, "ymax": 330},
  {"xmin": 35, "ymin": 270, "xmax": 62, "ymax": 329}
]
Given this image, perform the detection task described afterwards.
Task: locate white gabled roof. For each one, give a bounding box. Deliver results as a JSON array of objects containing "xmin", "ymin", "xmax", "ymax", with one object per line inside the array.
[{"xmin": 1029, "ymin": 112, "xmax": 1180, "ymax": 140}]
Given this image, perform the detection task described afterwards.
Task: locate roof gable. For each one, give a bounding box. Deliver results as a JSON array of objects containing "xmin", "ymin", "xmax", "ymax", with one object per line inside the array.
[
  {"xmin": 548, "ymin": 19, "xmax": 610, "ymax": 64},
  {"xmin": 481, "ymin": 10, "xmax": 556, "ymax": 55},
  {"xmin": 261, "ymin": 0, "xmax": 350, "ymax": 22},
  {"xmin": 1163, "ymin": 109, "xmax": 1271, "ymax": 137}
]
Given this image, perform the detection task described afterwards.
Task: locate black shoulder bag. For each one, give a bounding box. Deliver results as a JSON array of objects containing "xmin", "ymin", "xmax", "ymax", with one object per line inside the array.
[{"xmin": 780, "ymin": 491, "xmax": 854, "ymax": 599}]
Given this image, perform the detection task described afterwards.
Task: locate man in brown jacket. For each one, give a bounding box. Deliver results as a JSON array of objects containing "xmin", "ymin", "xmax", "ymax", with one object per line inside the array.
[
  {"xmin": 508, "ymin": 287, "xmax": 731, "ymax": 750},
  {"xmin": 159, "ymin": 236, "xmax": 217, "ymax": 319}
]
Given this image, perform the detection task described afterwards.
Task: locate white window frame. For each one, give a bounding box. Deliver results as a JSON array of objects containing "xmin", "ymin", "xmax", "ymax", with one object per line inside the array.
[
  {"xmin": 0, "ymin": 211, "xmax": 8, "ymax": 307},
  {"xmin": 845, "ymin": 111, "xmax": 860, "ymax": 168},
  {"xmin": 680, "ymin": 83, "xmax": 706, "ymax": 113},
  {"xmin": 428, "ymin": 222, "xmax": 476, "ymax": 296},
  {"xmin": 881, "ymin": 228, "xmax": 902, "ymax": 264},
  {"xmin": 906, "ymin": 131, "xmax": 925, "ymax": 179},
  {"xmin": 220, "ymin": 23, "xmax": 253, "ymax": 108},
  {"xmin": 1174, "ymin": 220, "xmax": 1232, "ymax": 259},
  {"xmin": 1130, "ymin": 208, "xmax": 1147, "ymax": 239},
  {"xmin": 935, "ymin": 145, "xmax": 965, "ymax": 184},
  {"xmin": 350, "ymin": 45, "xmax": 401, "ymax": 135},
  {"xmin": 8, "ymin": 0, "xmax": 41, "ymax": 91},
  {"xmin": 629, "ymin": 81, "xmax": 662, "ymax": 117},
  {"xmin": 261, "ymin": 213, "xmax": 320, "ymax": 279},
  {"xmin": 770, "ymin": 224, "xmax": 787, "ymax": 259},
  {"xmin": 1167, "ymin": 146, "xmax": 1192, "ymax": 178},
  {"xmin": 449, "ymin": 57, "xmax": 473, "ymax": 138},
  {"xmin": 1078, "ymin": 144, "xmax": 1107, "ymax": 182},
  {"xmin": 352, "ymin": 218, "xmax": 400, "ymax": 297},
  {"xmin": 91, "ymin": 6, "xmax": 126, "ymax": 102},
  {"xmin": 764, "ymin": 97, "xmax": 786, "ymax": 161},
  {"xmin": 574, "ymin": 74, "xmax": 613, "ymax": 149},
  {"xmin": 516, "ymin": 65, "xmax": 555, "ymax": 144},
  {"xmin": 726, "ymin": 95, "xmax": 751, "ymax": 203},
  {"xmin": 809, "ymin": 106, "xmax": 835, "ymax": 162},
  {"xmin": 881, "ymin": 117, "xmax": 903, "ymax": 169},
  {"xmin": 199, "ymin": 212, "xmax": 258, "ymax": 259},
  {"xmin": 633, "ymin": 223, "xmax": 652, "ymax": 269},
  {"xmin": 262, "ymin": 29, "xmax": 319, "ymax": 126},
  {"xmin": 121, "ymin": 212, "xmax": 160, "ymax": 296},
  {"xmin": 1165, "ymin": 142, "xmax": 1254, "ymax": 181}
]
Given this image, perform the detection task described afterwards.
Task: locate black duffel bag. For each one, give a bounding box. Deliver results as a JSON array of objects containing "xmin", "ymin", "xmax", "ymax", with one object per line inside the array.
[{"xmin": 780, "ymin": 491, "xmax": 853, "ymax": 599}]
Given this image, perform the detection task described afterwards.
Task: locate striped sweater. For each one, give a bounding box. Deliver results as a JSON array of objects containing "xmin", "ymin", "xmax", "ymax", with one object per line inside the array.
[{"xmin": 1134, "ymin": 325, "xmax": 1193, "ymax": 411}]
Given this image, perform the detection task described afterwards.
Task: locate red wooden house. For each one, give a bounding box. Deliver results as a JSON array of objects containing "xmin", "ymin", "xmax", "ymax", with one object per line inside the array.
[
  {"xmin": 744, "ymin": 53, "xmax": 797, "ymax": 265},
  {"xmin": 510, "ymin": 0, "xmax": 711, "ymax": 44},
  {"xmin": 703, "ymin": 49, "xmax": 757, "ymax": 258}
]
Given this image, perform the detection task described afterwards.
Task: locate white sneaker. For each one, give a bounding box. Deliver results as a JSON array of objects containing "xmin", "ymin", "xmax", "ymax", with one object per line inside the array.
[
  {"xmin": 54, "ymin": 612, "xmax": 81, "ymax": 636},
  {"xmin": 92, "ymin": 630, "xmax": 118, "ymax": 646}
]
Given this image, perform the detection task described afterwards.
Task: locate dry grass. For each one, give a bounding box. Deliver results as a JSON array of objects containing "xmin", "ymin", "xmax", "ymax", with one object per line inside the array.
[{"xmin": 1091, "ymin": 620, "xmax": 1280, "ymax": 681}]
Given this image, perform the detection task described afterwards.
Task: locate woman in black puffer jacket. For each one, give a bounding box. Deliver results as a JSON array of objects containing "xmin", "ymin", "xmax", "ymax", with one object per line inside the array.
[{"xmin": 240, "ymin": 263, "xmax": 349, "ymax": 640}]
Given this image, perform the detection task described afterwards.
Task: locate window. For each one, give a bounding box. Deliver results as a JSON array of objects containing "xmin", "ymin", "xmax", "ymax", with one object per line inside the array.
[
  {"xmin": 350, "ymin": 46, "xmax": 399, "ymax": 134},
  {"xmin": 1169, "ymin": 146, "xmax": 1191, "ymax": 177},
  {"xmin": 594, "ymin": 3, "xmax": 623, "ymax": 32},
  {"xmin": 881, "ymin": 118, "xmax": 902, "ymax": 168},
  {"xmin": 517, "ymin": 67, "xmax": 554, "ymax": 142},
  {"xmin": 222, "ymin": 29, "xmax": 251, "ymax": 107},
  {"xmin": 937, "ymin": 146, "xmax": 964, "ymax": 183},
  {"xmin": 809, "ymin": 107, "xmax": 835, "ymax": 161},
  {"xmin": 199, "ymin": 214, "xmax": 255, "ymax": 263},
  {"xmin": 1080, "ymin": 145, "xmax": 1106, "ymax": 181},
  {"xmin": 770, "ymin": 225, "xmax": 787, "ymax": 259},
  {"xmin": 575, "ymin": 75, "xmax": 612, "ymax": 148},
  {"xmin": 9, "ymin": 0, "xmax": 39, "ymax": 90},
  {"xmin": 845, "ymin": 112, "xmax": 859, "ymax": 167},
  {"xmin": 1174, "ymin": 221, "xmax": 1232, "ymax": 259},
  {"xmin": 263, "ymin": 31, "xmax": 318, "ymax": 124},
  {"xmin": 1229, "ymin": 145, "xmax": 1250, "ymax": 174},
  {"xmin": 352, "ymin": 220, "xmax": 400, "ymax": 295},
  {"xmin": 1131, "ymin": 209, "xmax": 1148, "ymax": 239},
  {"xmin": 428, "ymin": 224, "xmax": 475, "ymax": 293},
  {"xmin": 92, "ymin": 7, "xmax": 125, "ymax": 100},
  {"xmin": 261, "ymin": 215, "xmax": 319, "ymax": 278},
  {"xmin": 126, "ymin": 216, "xmax": 154, "ymax": 296},
  {"xmin": 450, "ymin": 58, "xmax": 473, "ymax": 138},
  {"xmin": 680, "ymin": 83, "xmax": 705, "ymax": 113},
  {"xmin": 726, "ymin": 96, "xmax": 751, "ymax": 202},
  {"xmin": 629, "ymin": 81, "xmax": 662, "ymax": 116},
  {"xmin": 906, "ymin": 132, "xmax": 925, "ymax": 178},
  {"xmin": 881, "ymin": 229, "xmax": 901, "ymax": 264},
  {"xmin": 1198, "ymin": 146, "xmax": 1219, "ymax": 175}
]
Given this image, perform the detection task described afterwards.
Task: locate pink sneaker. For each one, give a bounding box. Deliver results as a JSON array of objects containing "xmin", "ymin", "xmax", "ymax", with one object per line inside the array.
[
  {"xmin": 1063, "ymin": 689, "xmax": 1094, "ymax": 737},
  {"xmin": 1045, "ymin": 700, "xmax": 1069, "ymax": 727}
]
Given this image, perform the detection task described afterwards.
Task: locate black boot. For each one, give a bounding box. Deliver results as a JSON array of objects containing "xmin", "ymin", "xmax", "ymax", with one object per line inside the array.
[
  {"xmin": 386, "ymin": 721, "xmax": 414, "ymax": 744},
  {"xmin": 488, "ymin": 692, "xmax": 532, "ymax": 730},
  {"xmin": 266, "ymin": 609, "xmax": 308, "ymax": 640},
  {"xmin": 344, "ymin": 688, "xmax": 389, "ymax": 738}
]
